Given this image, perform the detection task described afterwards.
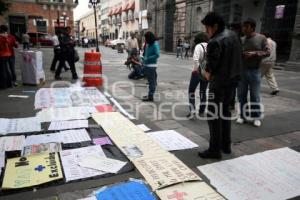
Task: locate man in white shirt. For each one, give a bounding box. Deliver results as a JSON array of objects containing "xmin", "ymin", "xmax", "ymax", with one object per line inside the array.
[
  {"xmin": 126, "ymin": 32, "xmax": 139, "ymax": 56},
  {"xmin": 260, "ymin": 33, "xmax": 279, "ymax": 95},
  {"xmin": 50, "ymin": 30, "xmax": 68, "ymax": 72}
]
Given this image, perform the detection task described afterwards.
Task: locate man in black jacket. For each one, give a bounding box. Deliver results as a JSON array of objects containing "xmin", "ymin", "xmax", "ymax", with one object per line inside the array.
[
  {"xmin": 55, "ymin": 27, "xmax": 78, "ymax": 80},
  {"xmin": 198, "ymin": 12, "xmax": 243, "ymax": 159}
]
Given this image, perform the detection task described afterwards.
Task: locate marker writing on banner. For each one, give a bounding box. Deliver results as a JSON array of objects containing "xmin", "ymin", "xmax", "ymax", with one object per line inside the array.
[{"xmin": 46, "ymin": 152, "xmax": 59, "ymax": 178}]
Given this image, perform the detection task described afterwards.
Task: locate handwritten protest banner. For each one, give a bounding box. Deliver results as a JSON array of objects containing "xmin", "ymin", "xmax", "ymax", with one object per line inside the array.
[
  {"xmin": 2, "ymin": 152, "xmax": 63, "ymax": 189},
  {"xmin": 92, "ymin": 112, "xmax": 168, "ymax": 160},
  {"xmin": 156, "ymin": 182, "xmax": 225, "ymax": 200},
  {"xmin": 133, "ymin": 154, "xmax": 201, "ymax": 190}
]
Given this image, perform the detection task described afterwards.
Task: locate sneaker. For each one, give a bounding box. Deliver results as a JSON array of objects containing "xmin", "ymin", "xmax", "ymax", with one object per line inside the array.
[
  {"xmin": 253, "ymin": 119, "xmax": 261, "ymax": 127},
  {"xmin": 13, "ymin": 82, "xmax": 19, "ymax": 87},
  {"xmin": 186, "ymin": 112, "xmax": 196, "ymax": 119},
  {"xmin": 236, "ymin": 117, "xmax": 244, "ymax": 124},
  {"xmin": 270, "ymin": 90, "xmax": 279, "ymax": 95}
]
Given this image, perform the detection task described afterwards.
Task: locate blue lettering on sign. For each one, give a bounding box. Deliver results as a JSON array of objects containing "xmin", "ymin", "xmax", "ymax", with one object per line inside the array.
[{"xmin": 35, "ymin": 165, "xmax": 46, "ymax": 172}]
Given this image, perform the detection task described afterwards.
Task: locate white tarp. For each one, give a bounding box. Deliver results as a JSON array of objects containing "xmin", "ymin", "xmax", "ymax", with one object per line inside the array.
[
  {"xmin": 198, "ymin": 148, "xmax": 300, "ymax": 200},
  {"xmin": 147, "ymin": 130, "xmax": 199, "ymax": 151},
  {"xmin": 48, "ymin": 120, "xmax": 88, "ymax": 131},
  {"xmin": 0, "ymin": 117, "xmax": 41, "ymax": 135}
]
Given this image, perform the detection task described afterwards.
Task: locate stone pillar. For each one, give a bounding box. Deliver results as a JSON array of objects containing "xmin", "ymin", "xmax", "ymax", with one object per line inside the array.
[
  {"xmin": 164, "ymin": 0, "xmax": 175, "ymax": 52},
  {"xmin": 286, "ymin": 2, "xmax": 300, "ymax": 71}
]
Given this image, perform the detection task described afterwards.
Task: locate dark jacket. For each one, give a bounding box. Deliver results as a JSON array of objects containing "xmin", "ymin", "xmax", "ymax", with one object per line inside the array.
[
  {"xmin": 205, "ymin": 29, "xmax": 242, "ymax": 89},
  {"xmin": 59, "ymin": 33, "xmax": 75, "ymax": 55}
]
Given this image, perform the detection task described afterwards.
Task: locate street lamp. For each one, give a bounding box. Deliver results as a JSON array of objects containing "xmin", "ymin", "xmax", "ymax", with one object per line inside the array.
[{"xmin": 88, "ymin": 0, "xmax": 100, "ymax": 52}]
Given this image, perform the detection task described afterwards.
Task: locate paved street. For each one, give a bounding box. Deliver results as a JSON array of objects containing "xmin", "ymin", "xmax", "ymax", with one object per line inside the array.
[{"xmin": 1, "ymin": 46, "xmax": 300, "ymax": 200}]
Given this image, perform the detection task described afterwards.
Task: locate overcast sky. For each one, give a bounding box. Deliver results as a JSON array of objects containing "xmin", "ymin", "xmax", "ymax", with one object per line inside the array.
[{"xmin": 74, "ymin": 2, "xmax": 93, "ymax": 20}]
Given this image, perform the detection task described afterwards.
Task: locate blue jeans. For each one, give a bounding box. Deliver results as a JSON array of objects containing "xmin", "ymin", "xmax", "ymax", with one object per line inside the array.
[
  {"xmin": 188, "ymin": 72, "xmax": 208, "ymax": 113},
  {"xmin": 238, "ymin": 68, "xmax": 261, "ymax": 119},
  {"xmin": 144, "ymin": 67, "xmax": 157, "ymax": 97},
  {"xmin": 176, "ymin": 47, "xmax": 182, "ymax": 58},
  {"xmin": 8, "ymin": 56, "xmax": 16, "ymax": 82}
]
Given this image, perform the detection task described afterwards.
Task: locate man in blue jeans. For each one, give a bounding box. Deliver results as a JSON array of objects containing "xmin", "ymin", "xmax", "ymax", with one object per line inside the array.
[
  {"xmin": 237, "ymin": 18, "xmax": 270, "ymax": 127},
  {"xmin": 142, "ymin": 31, "xmax": 160, "ymax": 102}
]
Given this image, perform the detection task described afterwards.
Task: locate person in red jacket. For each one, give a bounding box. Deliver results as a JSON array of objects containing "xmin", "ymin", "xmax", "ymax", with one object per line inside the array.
[
  {"xmin": 6, "ymin": 26, "xmax": 19, "ymax": 86},
  {"xmin": 0, "ymin": 25, "xmax": 13, "ymax": 89}
]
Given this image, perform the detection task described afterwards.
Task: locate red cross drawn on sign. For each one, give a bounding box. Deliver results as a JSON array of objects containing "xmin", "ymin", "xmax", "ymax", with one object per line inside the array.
[{"xmin": 167, "ymin": 190, "xmax": 187, "ymax": 200}]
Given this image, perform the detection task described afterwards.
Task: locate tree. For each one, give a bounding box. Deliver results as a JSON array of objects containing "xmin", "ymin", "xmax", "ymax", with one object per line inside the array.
[{"xmin": 0, "ymin": 0, "xmax": 10, "ymax": 15}]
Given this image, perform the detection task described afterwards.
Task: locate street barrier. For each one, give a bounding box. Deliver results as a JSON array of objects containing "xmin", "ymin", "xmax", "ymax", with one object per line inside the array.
[{"xmin": 83, "ymin": 50, "xmax": 103, "ymax": 87}]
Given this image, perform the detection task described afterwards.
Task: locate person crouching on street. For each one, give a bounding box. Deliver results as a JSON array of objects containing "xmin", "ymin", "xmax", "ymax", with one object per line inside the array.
[
  {"xmin": 142, "ymin": 31, "xmax": 160, "ymax": 102},
  {"xmin": 126, "ymin": 49, "xmax": 144, "ymax": 80}
]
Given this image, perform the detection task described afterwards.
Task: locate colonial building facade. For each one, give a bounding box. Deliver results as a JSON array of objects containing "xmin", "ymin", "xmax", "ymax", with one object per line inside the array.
[
  {"xmin": 140, "ymin": 0, "xmax": 300, "ymax": 69},
  {"xmin": 78, "ymin": 7, "xmax": 101, "ymax": 40},
  {"xmin": 0, "ymin": 0, "xmax": 77, "ymax": 40}
]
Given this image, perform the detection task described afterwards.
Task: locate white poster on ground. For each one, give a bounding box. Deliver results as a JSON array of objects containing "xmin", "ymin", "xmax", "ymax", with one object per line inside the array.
[
  {"xmin": 78, "ymin": 156, "xmax": 127, "ymax": 174},
  {"xmin": 60, "ymin": 146, "xmax": 107, "ymax": 182},
  {"xmin": 25, "ymin": 133, "xmax": 61, "ymax": 146},
  {"xmin": 0, "ymin": 117, "xmax": 41, "ymax": 135},
  {"xmin": 48, "ymin": 120, "xmax": 88, "ymax": 131},
  {"xmin": 37, "ymin": 107, "xmax": 90, "ymax": 122},
  {"xmin": 59, "ymin": 129, "xmax": 91, "ymax": 144},
  {"xmin": 71, "ymin": 87, "xmax": 110, "ymax": 106},
  {"xmin": 198, "ymin": 148, "xmax": 300, "ymax": 200},
  {"xmin": 0, "ymin": 135, "xmax": 25, "ymax": 152},
  {"xmin": 147, "ymin": 130, "xmax": 199, "ymax": 151},
  {"xmin": 34, "ymin": 88, "xmax": 72, "ymax": 109}
]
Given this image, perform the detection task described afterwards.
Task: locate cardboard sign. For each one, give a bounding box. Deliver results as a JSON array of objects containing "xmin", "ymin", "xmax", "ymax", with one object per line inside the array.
[
  {"xmin": 2, "ymin": 152, "xmax": 63, "ymax": 189},
  {"xmin": 96, "ymin": 181, "xmax": 156, "ymax": 200},
  {"xmin": 133, "ymin": 155, "xmax": 201, "ymax": 190},
  {"xmin": 156, "ymin": 182, "xmax": 225, "ymax": 200}
]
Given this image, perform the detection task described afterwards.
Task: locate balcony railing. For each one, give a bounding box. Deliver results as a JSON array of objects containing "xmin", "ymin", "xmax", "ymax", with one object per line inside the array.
[{"xmin": 36, "ymin": 0, "xmax": 77, "ymax": 7}]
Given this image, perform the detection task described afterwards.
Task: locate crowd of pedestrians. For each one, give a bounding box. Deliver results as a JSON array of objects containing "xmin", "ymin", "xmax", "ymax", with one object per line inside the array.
[
  {"xmin": 50, "ymin": 27, "xmax": 78, "ymax": 80},
  {"xmin": 124, "ymin": 12, "xmax": 280, "ymax": 159}
]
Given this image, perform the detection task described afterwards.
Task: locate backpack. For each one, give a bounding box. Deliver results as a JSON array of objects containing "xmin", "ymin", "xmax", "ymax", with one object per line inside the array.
[{"xmin": 198, "ymin": 43, "xmax": 207, "ymax": 80}]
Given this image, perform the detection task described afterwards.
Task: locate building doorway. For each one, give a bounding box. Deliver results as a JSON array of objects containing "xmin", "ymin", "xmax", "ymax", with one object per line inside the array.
[
  {"xmin": 115, "ymin": 29, "xmax": 119, "ymax": 39},
  {"xmin": 8, "ymin": 16, "xmax": 26, "ymax": 42},
  {"xmin": 261, "ymin": 0, "xmax": 298, "ymax": 61}
]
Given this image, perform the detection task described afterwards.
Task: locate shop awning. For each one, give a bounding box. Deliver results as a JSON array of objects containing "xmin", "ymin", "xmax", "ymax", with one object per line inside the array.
[
  {"xmin": 115, "ymin": 6, "xmax": 123, "ymax": 15},
  {"xmin": 128, "ymin": 1, "xmax": 135, "ymax": 10},
  {"xmin": 123, "ymin": 3, "xmax": 129, "ymax": 11}
]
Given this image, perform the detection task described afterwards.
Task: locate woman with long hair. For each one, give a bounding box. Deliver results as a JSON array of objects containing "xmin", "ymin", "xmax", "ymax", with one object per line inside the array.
[{"xmin": 142, "ymin": 31, "xmax": 160, "ymax": 102}]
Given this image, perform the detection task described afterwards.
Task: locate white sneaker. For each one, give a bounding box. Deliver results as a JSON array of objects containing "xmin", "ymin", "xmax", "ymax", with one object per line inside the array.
[
  {"xmin": 236, "ymin": 117, "xmax": 244, "ymax": 124},
  {"xmin": 253, "ymin": 120, "xmax": 261, "ymax": 127}
]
